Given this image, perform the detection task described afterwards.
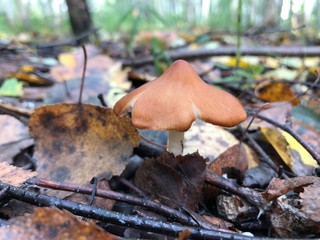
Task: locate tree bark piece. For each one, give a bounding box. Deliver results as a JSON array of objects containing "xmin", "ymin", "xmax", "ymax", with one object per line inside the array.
[{"xmin": 66, "ymin": 0, "xmax": 94, "ymax": 43}]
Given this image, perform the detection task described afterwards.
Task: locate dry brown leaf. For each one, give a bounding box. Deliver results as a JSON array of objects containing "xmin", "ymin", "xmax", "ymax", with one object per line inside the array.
[
  {"xmin": 202, "ymin": 215, "xmax": 237, "ymax": 232},
  {"xmin": 134, "ymin": 151, "xmax": 206, "ymax": 210},
  {"xmin": 0, "ymin": 162, "xmax": 36, "ymax": 186},
  {"xmin": 29, "ymin": 103, "xmax": 139, "ymax": 197},
  {"xmin": 0, "ymin": 115, "xmax": 29, "ymax": 145},
  {"xmin": 300, "ymin": 181, "xmax": 320, "ymax": 222},
  {"xmin": 244, "ymin": 102, "xmax": 292, "ymax": 129},
  {"xmin": 270, "ymin": 196, "xmax": 320, "ymax": 238},
  {"xmin": 0, "ymin": 207, "xmax": 119, "ymax": 240},
  {"xmin": 208, "ymin": 144, "xmax": 248, "ymax": 176},
  {"xmin": 176, "ymin": 229, "xmax": 191, "ymax": 240},
  {"xmin": 0, "ymin": 138, "xmax": 34, "ymax": 164},
  {"xmin": 263, "ymin": 176, "xmax": 320, "ymax": 201}
]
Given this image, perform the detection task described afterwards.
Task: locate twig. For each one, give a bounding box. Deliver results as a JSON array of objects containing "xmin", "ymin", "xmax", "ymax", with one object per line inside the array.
[
  {"xmin": 78, "ymin": 45, "xmax": 87, "ymax": 104},
  {"xmin": 0, "ymin": 181, "xmax": 255, "ymax": 240},
  {"xmin": 205, "ymin": 171, "xmax": 268, "ymax": 210},
  {"xmin": 34, "ymin": 28, "xmax": 98, "ymax": 49},
  {"xmin": 26, "ymin": 178, "xmax": 198, "ymax": 227},
  {"xmin": 244, "ymin": 131, "xmax": 289, "ymax": 179},
  {"xmin": 97, "ymin": 93, "xmax": 107, "ymax": 107}
]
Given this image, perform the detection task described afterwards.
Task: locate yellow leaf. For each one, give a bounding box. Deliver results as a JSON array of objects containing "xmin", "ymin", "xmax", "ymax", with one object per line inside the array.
[
  {"xmin": 226, "ymin": 57, "xmax": 251, "ymax": 69},
  {"xmin": 254, "ymin": 81, "xmax": 300, "ymax": 106},
  {"xmin": 20, "ymin": 65, "xmax": 35, "ymax": 72},
  {"xmin": 281, "ymin": 130, "xmax": 318, "ymax": 168},
  {"xmin": 58, "ymin": 52, "xmax": 77, "ymax": 67},
  {"xmin": 260, "ymin": 127, "xmax": 317, "ymax": 176}
]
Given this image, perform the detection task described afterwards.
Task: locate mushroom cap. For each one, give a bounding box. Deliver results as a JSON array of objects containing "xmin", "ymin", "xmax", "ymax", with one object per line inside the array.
[{"xmin": 113, "ymin": 60, "xmax": 247, "ymax": 131}]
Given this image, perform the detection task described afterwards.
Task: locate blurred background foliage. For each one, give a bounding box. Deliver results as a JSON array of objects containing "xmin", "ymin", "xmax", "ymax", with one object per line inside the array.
[{"xmin": 0, "ymin": 0, "xmax": 320, "ymax": 43}]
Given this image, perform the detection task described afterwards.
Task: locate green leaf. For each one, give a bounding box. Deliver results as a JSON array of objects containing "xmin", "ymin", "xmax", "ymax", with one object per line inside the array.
[{"xmin": 0, "ymin": 78, "xmax": 25, "ymax": 97}]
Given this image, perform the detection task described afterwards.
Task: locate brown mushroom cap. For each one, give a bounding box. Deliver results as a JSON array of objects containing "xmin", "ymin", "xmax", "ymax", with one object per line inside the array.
[{"xmin": 113, "ymin": 60, "xmax": 247, "ymax": 131}]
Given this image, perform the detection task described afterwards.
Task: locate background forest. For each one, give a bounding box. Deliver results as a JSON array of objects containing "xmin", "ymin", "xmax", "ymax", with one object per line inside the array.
[{"xmin": 0, "ymin": 0, "xmax": 320, "ymax": 43}]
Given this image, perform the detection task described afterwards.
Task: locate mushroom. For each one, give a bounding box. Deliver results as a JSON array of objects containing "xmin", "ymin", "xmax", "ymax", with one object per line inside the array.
[{"xmin": 113, "ymin": 60, "xmax": 247, "ymax": 156}]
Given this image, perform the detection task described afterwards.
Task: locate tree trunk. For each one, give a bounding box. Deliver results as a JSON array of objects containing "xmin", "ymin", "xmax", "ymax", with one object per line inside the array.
[{"xmin": 65, "ymin": 0, "xmax": 94, "ymax": 43}]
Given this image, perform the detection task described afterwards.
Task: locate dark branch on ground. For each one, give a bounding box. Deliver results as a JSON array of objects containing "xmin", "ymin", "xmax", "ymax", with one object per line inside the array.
[{"xmin": 0, "ymin": 181, "xmax": 256, "ymax": 240}]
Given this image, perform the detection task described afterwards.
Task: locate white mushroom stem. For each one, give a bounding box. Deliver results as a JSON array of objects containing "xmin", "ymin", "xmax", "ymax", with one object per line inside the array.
[{"xmin": 167, "ymin": 130, "xmax": 184, "ymax": 156}]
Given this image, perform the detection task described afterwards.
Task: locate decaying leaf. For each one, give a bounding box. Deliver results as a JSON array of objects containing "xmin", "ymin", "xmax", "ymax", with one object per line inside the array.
[
  {"xmin": 300, "ymin": 181, "xmax": 320, "ymax": 222},
  {"xmin": 177, "ymin": 229, "xmax": 191, "ymax": 240},
  {"xmin": 183, "ymin": 121, "xmax": 240, "ymax": 162},
  {"xmin": 216, "ymin": 194, "xmax": 258, "ymax": 222},
  {"xmin": 202, "ymin": 215, "xmax": 237, "ymax": 232},
  {"xmin": 260, "ymin": 127, "xmax": 318, "ymax": 175},
  {"xmin": 6, "ymin": 72, "xmax": 54, "ymax": 86},
  {"xmin": 207, "ymin": 143, "xmax": 249, "ymax": 176},
  {"xmin": 263, "ymin": 176, "xmax": 320, "ymax": 201},
  {"xmin": 134, "ymin": 151, "xmax": 206, "ymax": 210},
  {"xmin": 245, "ymin": 102, "xmax": 292, "ymax": 129},
  {"xmin": 0, "ymin": 162, "xmax": 36, "ymax": 187},
  {"xmin": 255, "ymin": 81, "xmax": 300, "ymax": 105},
  {"xmin": 0, "ymin": 115, "xmax": 29, "ymax": 145},
  {"xmin": 0, "ymin": 207, "xmax": 118, "ymax": 240},
  {"xmin": 0, "ymin": 138, "xmax": 33, "ymax": 164},
  {"xmin": 270, "ymin": 196, "xmax": 320, "ymax": 238},
  {"xmin": 263, "ymin": 177, "xmax": 320, "ymax": 238},
  {"xmin": 29, "ymin": 103, "xmax": 139, "ymax": 196}
]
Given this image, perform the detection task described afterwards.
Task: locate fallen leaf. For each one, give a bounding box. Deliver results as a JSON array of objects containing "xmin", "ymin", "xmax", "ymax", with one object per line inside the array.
[
  {"xmin": 6, "ymin": 72, "xmax": 54, "ymax": 86},
  {"xmin": 0, "ymin": 162, "xmax": 36, "ymax": 187},
  {"xmin": 260, "ymin": 127, "xmax": 317, "ymax": 175},
  {"xmin": 244, "ymin": 102, "xmax": 292, "ymax": 129},
  {"xmin": 270, "ymin": 196, "xmax": 320, "ymax": 238},
  {"xmin": 183, "ymin": 121, "xmax": 240, "ymax": 162},
  {"xmin": 262, "ymin": 67, "xmax": 298, "ymax": 81},
  {"xmin": 0, "ymin": 138, "xmax": 34, "ymax": 164},
  {"xmin": 202, "ymin": 215, "xmax": 237, "ymax": 232},
  {"xmin": 208, "ymin": 144, "xmax": 248, "ymax": 176},
  {"xmin": 255, "ymin": 81, "xmax": 300, "ymax": 105},
  {"xmin": 29, "ymin": 103, "xmax": 139, "ymax": 197},
  {"xmin": 0, "ymin": 207, "xmax": 118, "ymax": 240},
  {"xmin": 134, "ymin": 151, "xmax": 206, "ymax": 210},
  {"xmin": 263, "ymin": 176, "xmax": 320, "ymax": 201},
  {"xmin": 177, "ymin": 229, "xmax": 191, "ymax": 240},
  {"xmin": 0, "ymin": 78, "xmax": 24, "ymax": 97},
  {"xmin": 216, "ymin": 194, "xmax": 258, "ymax": 222},
  {"xmin": 0, "ymin": 115, "xmax": 29, "ymax": 145},
  {"xmin": 300, "ymin": 181, "xmax": 320, "ymax": 222}
]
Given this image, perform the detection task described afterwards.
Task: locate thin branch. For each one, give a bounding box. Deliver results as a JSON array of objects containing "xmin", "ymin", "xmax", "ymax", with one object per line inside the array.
[
  {"xmin": 78, "ymin": 45, "xmax": 87, "ymax": 104},
  {"xmin": 0, "ymin": 181, "xmax": 255, "ymax": 240},
  {"xmin": 244, "ymin": 131, "xmax": 289, "ymax": 179},
  {"xmin": 26, "ymin": 178, "xmax": 198, "ymax": 227}
]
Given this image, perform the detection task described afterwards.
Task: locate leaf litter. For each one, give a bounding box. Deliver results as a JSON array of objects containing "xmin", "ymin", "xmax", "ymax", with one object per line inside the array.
[{"xmin": 0, "ymin": 30, "xmax": 319, "ymax": 239}]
